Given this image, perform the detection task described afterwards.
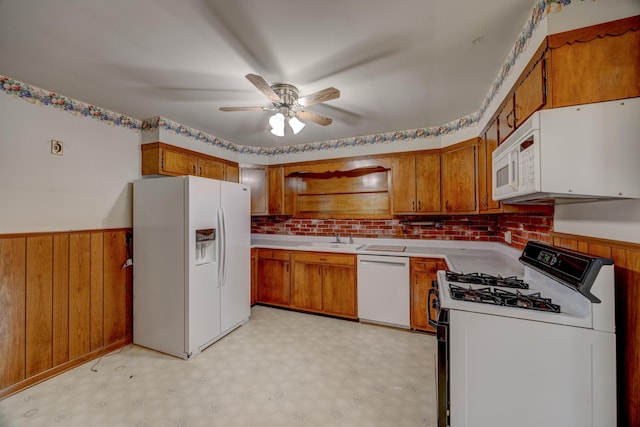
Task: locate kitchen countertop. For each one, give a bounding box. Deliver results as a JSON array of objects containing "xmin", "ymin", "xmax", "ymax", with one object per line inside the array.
[{"xmin": 251, "ymin": 234, "xmax": 524, "ymax": 277}]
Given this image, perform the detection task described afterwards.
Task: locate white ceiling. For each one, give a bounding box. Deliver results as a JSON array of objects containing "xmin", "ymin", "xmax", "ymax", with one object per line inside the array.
[{"xmin": 0, "ymin": 0, "xmax": 535, "ymax": 148}]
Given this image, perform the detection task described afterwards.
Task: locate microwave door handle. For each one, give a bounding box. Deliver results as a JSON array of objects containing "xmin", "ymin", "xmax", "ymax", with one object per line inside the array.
[{"xmin": 508, "ymin": 150, "xmax": 518, "ymax": 190}]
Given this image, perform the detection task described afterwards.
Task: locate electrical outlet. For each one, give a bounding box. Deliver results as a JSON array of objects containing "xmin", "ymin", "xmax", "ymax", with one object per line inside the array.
[
  {"xmin": 505, "ymin": 231, "xmax": 512, "ymax": 244},
  {"xmin": 51, "ymin": 140, "xmax": 63, "ymax": 155}
]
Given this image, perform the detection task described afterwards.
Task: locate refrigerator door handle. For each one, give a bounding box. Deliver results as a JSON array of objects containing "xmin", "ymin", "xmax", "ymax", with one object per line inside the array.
[
  {"xmin": 217, "ymin": 207, "xmax": 223, "ymax": 288},
  {"xmin": 220, "ymin": 205, "xmax": 228, "ymax": 287}
]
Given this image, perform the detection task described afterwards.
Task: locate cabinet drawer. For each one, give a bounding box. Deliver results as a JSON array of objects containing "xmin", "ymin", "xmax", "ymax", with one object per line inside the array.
[
  {"xmin": 257, "ymin": 249, "xmax": 290, "ymax": 261},
  {"xmin": 293, "ymin": 251, "xmax": 355, "ymax": 266}
]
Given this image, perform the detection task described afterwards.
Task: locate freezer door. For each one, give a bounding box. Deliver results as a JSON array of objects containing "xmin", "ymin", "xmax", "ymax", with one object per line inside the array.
[
  {"xmin": 219, "ymin": 181, "xmax": 251, "ymax": 333},
  {"xmin": 186, "ymin": 176, "xmax": 222, "ymax": 355}
]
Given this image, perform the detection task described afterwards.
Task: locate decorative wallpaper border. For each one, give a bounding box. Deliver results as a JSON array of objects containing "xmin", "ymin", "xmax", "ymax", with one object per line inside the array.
[
  {"xmin": 0, "ymin": 76, "xmax": 142, "ymax": 131},
  {"xmin": 2, "ymin": 0, "xmax": 570, "ymax": 155}
]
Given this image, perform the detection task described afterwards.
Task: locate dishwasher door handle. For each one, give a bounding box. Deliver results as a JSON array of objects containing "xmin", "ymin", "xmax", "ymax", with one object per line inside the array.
[{"xmin": 359, "ymin": 260, "xmax": 408, "ymax": 267}]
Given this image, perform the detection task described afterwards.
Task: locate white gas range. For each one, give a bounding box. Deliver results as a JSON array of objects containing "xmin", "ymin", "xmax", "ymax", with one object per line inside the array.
[{"xmin": 431, "ymin": 241, "xmax": 617, "ymax": 427}]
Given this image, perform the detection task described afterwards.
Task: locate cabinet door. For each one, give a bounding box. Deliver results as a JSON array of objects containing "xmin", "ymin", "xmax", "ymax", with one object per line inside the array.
[
  {"xmin": 442, "ymin": 143, "xmax": 477, "ymax": 213},
  {"xmin": 391, "ymin": 157, "xmax": 417, "ymax": 213},
  {"xmin": 257, "ymin": 257, "xmax": 290, "ymax": 306},
  {"xmin": 477, "ymin": 125, "xmax": 501, "ymax": 213},
  {"xmin": 550, "ymin": 29, "xmax": 640, "ymax": 107},
  {"xmin": 250, "ymin": 248, "xmax": 258, "ymax": 305},
  {"xmin": 162, "ymin": 149, "xmax": 197, "ymax": 175},
  {"xmin": 415, "ymin": 154, "xmax": 441, "ymax": 213},
  {"xmin": 240, "ymin": 167, "xmax": 268, "ymax": 215},
  {"xmin": 497, "ymin": 97, "xmax": 516, "ymax": 145},
  {"xmin": 197, "ymin": 157, "xmax": 225, "ymax": 180},
  {"xmin": 267, "ymin": 167, "xmax": 284, "ymax": 214},
  {"xmin": 323, "ymin": 264, "xmax": 356, "ymax": 318},
  {"xmin": 515, "ymin": 59, "xmax": 546, "ymax": 126},
  {"xmin": 226, "ymin": 164, "xmax": 240, "ymax": 183},
  {"xmin": 291, "ymin": 261, "xmax": 323, "ymax": 311},
  {"xmin": 410, "ymin": 258, "xmax": 447, "ymax": 332}
]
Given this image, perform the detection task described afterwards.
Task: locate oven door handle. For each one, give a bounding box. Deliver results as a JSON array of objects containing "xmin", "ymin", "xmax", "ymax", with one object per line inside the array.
[{"xmin": 428, "ymin": 288, "xmax": 440, "ymax": 329}]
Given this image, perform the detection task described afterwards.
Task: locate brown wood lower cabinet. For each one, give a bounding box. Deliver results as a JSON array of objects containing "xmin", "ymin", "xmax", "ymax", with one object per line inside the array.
[
  {"xmin": 410, "ymin": 257, "xmax": 447, "ymax": 333},
  {"xmin": 256, "ymin": 249, "xmax": 291, "ymax": 307},
  {"xmin": 0, "ymin": 229, "xmax": 132, "ymax": 398},
  {"xmin": 254, "ymin": 249, "xmax": 357, "ymax": 319},
  {"xmin": 291, "ymin": 252, "xmax": 357, "ymax": 319}
]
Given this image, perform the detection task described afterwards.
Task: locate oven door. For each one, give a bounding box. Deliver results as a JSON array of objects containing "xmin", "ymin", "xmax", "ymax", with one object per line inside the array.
[{"xmin": 428, "ymin": 283, "xmax": 450, "ymax": 427}]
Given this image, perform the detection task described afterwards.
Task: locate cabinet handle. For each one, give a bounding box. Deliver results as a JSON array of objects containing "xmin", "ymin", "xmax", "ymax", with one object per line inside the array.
[
  {"xmin": 417, "ymin": 200, "xmax": 422, "ymax": 211},
  {"xmin": 199, "ymin": 166, "xmax": 202, "ymax": 175},
  {"xmin": 445, "ymin": 200, "xmax": 450, "ymax": 211},
  {"xmin": 286, "ymin": 263, "xmax": 289, "ymax": 272},
  {"xmin": 506, "ymin": 111, "xmax": 515, "ymax": 129},
  {"xmin": 412, "ymin": 201, "xmax": 415, "ymax": 211}
]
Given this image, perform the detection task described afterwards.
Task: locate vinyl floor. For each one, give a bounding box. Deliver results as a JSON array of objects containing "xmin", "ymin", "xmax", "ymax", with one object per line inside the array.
[{"xmin": 0, "ymin": 305, "xmax": 437, "ymax": 427}]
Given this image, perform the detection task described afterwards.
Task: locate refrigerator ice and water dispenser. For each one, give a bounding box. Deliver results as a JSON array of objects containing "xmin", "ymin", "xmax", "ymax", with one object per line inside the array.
[{"xmin": 195, "ymin": 228, "xmax": 216, "ymax": 265}]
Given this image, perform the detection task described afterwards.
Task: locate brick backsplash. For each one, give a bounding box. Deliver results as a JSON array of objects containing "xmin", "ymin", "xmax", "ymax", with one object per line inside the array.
[{"xmin": 251, "ymin": 209, "xmax": 554, "ymax": 249}]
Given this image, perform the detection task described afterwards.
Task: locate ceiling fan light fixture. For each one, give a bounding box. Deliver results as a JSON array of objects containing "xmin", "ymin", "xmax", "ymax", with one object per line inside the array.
[
  {"xmin": 269, "ymin": 112, "xmax": 285, "ymax": 137},
  {"xmin": 288, "ymin": 116, "xmax": 305, "ymax": 135}
]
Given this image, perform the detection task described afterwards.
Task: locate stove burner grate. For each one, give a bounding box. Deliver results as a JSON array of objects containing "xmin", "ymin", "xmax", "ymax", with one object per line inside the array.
[
  {"xmin": 445, "ymin": 271, "xmax": 529, "ymax": 289},
  {"xmin": 448, "ymin": 284, "xmax": 561, "ymax": 313}
]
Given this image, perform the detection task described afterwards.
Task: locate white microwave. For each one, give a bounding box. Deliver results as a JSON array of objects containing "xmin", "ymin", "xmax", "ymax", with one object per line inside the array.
[
  {"xmin": 492, "ymin": 116, "xmax": 540, "ymax": 201},
  {"xmin": 492, "ymin": 98, "xmax": 640, "ymax": 204}
]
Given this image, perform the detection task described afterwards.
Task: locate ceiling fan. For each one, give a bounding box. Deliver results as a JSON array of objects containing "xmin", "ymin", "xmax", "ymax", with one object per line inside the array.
[{"xmin": 219, "ymin": 74, "xmax": 340, "ymax": 136}]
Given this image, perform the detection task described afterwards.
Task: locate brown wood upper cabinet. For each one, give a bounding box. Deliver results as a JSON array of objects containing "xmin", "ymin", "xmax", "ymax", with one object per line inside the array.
[
  {"xmin": 477, "ymin": 123, "xmax": 501, "ymax": 213},
  {"xmin": 141, "ymin": 142, "xmax": 239, "ymax": 182},
  {"xmin": 497, "ymin": 97, "xmax": 516, "ymax": 145},
  {"xmin": 441, "ymin": 140, "xmax": 478, "ymax": 214},
  {"xmin": 240, "ymin": 166, "xmax": 268, "ymax": 215},
  {"xmin": 514, "ymin": 58, "xmax": 546, "ymax": 127},
  {"xmin": 268, "ymin": 166, "xmax": 292, "ymax": 215},
  {"xmin": 240, "ymin": 165, "xmax": 292, "ymax": 216},
  {"xmin": 392, "ymin": 154, "xmax": 441, "ymax": 214},
  {"xmin": 548, "ymin": 16, "xmax": 640, "ymax": 108}
]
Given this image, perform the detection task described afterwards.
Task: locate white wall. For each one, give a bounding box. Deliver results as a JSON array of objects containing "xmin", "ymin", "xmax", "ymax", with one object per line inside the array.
[
  {"xmin": 547, "ymin": 0, "xmax": 640, "ymax": 35},
  {"xmin": 0, "ymin": 94, "xmax": 140, "ymax": 233},
  {"xmin": 554, "ymin": 200, "xmax": 640, "ymax": 245}
]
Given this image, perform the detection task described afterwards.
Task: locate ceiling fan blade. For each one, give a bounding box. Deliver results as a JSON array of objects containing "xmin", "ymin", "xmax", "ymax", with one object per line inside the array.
[
  {"xmin": 219, "ymin": 106, "xmax": 271, "ymax": 112},
  {"xmin": 245, "ymin": 74, "xmax": 280, "ymax": 102},
  {"xmin": 297, "ymin": 110, "xmax": 333, "ymax": 126},
  {"xmin": 297, "ymin": 87, "xmax": 340, "ymax": 107}
]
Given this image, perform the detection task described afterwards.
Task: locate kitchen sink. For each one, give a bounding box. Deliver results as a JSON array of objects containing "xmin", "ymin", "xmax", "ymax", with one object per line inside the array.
[{"xmin": 300, "ymin": 242, "xmax": 364, "ymax": 250}]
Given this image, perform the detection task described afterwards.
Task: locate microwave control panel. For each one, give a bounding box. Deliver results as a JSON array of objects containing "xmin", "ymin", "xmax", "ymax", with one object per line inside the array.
[{"xmin": 519, "ymin": 144, "xmax": 536, "ymax": 187}]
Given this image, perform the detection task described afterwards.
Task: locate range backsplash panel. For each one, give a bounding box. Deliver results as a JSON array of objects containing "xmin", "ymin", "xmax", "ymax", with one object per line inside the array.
[{"xmin": 252, "ymin": 210, "xmax": 553, "ymax": 250}]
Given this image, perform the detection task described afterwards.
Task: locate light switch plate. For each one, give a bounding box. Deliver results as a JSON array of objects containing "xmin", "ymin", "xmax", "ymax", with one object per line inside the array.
[{"xmin": 51, "ymin": 140, "xmax": 63, "ymax": 155}]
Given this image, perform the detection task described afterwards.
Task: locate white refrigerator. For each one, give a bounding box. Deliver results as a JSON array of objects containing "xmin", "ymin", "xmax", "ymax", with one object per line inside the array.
[{"xmin": 133, "ymin": 175, "xmax": 251, "ymax": 359}]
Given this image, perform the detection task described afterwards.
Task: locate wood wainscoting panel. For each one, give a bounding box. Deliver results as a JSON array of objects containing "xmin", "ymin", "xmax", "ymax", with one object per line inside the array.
[
  {"xmin": 0, "ymin": 237, "xmax": 26, "ymax": 390},
  {"xmin": 611, "ymin": 246, "xmax": 640, "ymax": 427},
  {"xmin": 25, "ymin": 236, "xmax": 53, "ymax": 378},
  {"xmin": 90, "ymin": 232, "xmax": 104, "ymax": 351},
  {"xmin": 68, "ymin": 233, "xmax": 91, "ymax": 361},
  {"xmin": 0, "ymin": 228, "xmax": 132, "ymax": 399},
  {"xmin": 551, "ymin": 232, "xmax": 640, "ymax": 427},
  {"xmin": 53, "ymin": 234, "xmax": 70, "ymax": 366},
  {"xmin": 103, "ymin": 231, "xmax": 128, "ymax": 345}
]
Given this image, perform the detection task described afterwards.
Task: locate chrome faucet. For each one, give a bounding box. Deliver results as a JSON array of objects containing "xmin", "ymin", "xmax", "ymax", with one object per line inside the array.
[
  {"xmin": 349, "ymin": 235, "xmax": 354, "ymax": 244},
  {"xmin": 334, "ymin": 233, "xmax": 341, "ymax": 243}
]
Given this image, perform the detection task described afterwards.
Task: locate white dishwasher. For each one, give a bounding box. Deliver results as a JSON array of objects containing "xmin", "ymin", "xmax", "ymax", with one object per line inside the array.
[{"xmin": 357, "ymin": 254, "xmax": 410, "ymax": 328}]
